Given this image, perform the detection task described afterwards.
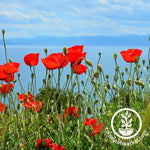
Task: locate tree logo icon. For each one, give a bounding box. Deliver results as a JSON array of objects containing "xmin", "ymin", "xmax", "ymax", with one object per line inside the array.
[{"xmin": 111, "ymin": 108, "xmax": 142, "ymax": 139}]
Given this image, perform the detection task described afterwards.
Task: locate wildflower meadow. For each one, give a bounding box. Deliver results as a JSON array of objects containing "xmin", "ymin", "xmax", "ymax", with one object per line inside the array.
[{"xmin": 0, "ymin": 30, "xmax": 150, "ymax": 150}]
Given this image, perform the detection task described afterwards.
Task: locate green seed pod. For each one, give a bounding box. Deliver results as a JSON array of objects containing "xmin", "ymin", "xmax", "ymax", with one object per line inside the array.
[
  {"xmin": 147, "ymin": 66, "xmax": 149, "ymax": 70},
  {"xmin": 48, "ymin": 74, "xmax": 51, "ymax": 79},
  {"xmin": 94, "ymin": 71, "xmax": 99, "ymax": 78},
  {"xmin": 28, "ymin": 90, "xmax": 31, "ymax": 94},
  {"xmin": 107, "ymin": 83, "xmax": 111, "ymax": 89},
  {"xmin": 85, "ymin": 59, "xmax": 93, "ymax": 67},
  {"xmin": 112, "ymin": 84, "xmax": 116, "ymax": 90},
  {"xmin": 142, "ymin": 59, "xmax": 145, "ymax": 65},
  {"xmin": 121, "ymin": 71, "xmax": 124, "ymax": 77},
  {"xmin": 66, "ymin": 74, "xmax": 70, "ymax": 80},
  {"xmin": 126, "ymin": 79, "xmax": 131, "ymax": 86},
  {"xmin": 13, "ymin": 78, "xmax": 17, "ymax": 83},
  {"xmin": 43, "ymin": 79, "xmax": 46, "ymax": 83},
  {"xmin": 17, "ymin": 104, "xmax": 21, "ymax": 110},
  {"xmin": 63, "ymin": 46, "xmax": 67, "ymax": 55},
  {"xmin": 135, "ymin": 56, "xmax": 140, "ymax": 65},
  {"xmin": 17, "ymin": 91, "xmax": 20, "ymax": 95},
  {"xmin": 105, "ymin": 74, "xmax": 109, "ymax": 79},
  {"xmin": 2, "ymin": 29, "xmax": 5, "ymax": 35},
  {"xmin": 125, "ymin": 67, "xmax": 128, "ymax": 72},
  {"xmin": 17, "ymin": 73, "xmax": 20, "ymax": 77},
  {"xmin": 135, "ymin": 80, "xmax": 144, "ymax": 87},
  {"xmin": 104, "ymin": 87, "xmax": 108, "ymax": 93},
  {"xmin": 9, "ymin": 59, "xmax": 12, "ymax": 62},
  {"xmin": 87, "ymin": 107, "xmax": 92, "ymax": 114},
  {"xmin": 97, "ymin": 64, "xmax": 102, "ymax": 72},
  {"xmin": 138, "ymin": 64, "xmax": 141, "ymax": 68},
  {"xmin": 121, "ymin": 80, "xmax": 125, "ymax": 86},
  {"xmin": 115, "ymin": 65, "xmax": 120, "ymax": 71},
  {"xmin": 44, "ymin": 48, "xmax": 48, "ymax": 55},
  {"xmin": 31, "ymin": 73, "xmax": 34, "ymax": 78},
  {"xmin": 81, "ymin": 80, "xmax": 84, "ymax": 86},
  {"xmin": 113, "ymin": 53, "xmax": 117, "ymax": 60}
]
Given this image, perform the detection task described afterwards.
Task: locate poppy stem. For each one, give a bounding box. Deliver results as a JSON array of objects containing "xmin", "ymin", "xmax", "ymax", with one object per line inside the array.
[
  {"xmin": 2, "ymin": 30, "xmax": 8, "ymax": 63},
  {"xmin": 58, "ymin": 68, "xmax": 60, "ymax": 90}
]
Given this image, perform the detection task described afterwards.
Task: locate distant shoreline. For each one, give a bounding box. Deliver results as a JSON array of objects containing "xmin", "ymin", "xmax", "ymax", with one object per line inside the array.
[{"xmin": 0, "ymin": 35, "xmax": 150, "ymax": 46}]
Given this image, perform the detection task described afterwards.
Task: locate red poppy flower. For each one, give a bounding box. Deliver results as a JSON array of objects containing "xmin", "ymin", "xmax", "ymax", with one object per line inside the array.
[
  {"xmin": 66, "ymin": 45, "xmax": 87, "ymax": 65},
  {"xmin": 83, "ymin": 118, "xmax": 98, "ymax": 126},
  {"xmin": 0, "ymin": 102, "xmax": 6, "ymax": 113},
  {"xmin": 41, "ymin": 53, "xmax": 69, "ymax": 70},
  {"xmin": 23, "ymin": 100, "xmax": 42, "ymax": 112},
  {"xmin": 120, "ymin": 49, "xmax": 142, "ymax": 63},
  {"xmin": 91, "ymin": 122, "xmax": 103, "ymax": 136},
  {"xmin": 0, "ymin": 83, "xmax": 14, "ymax": 94},
  {"xmin": 35, "ymin": 139, "xmax": 54, "ymax": 148},
  {"xmin": 52, "ymin": 144, "xmax": 64, "ymax": 150},
  {"xmin": 72, "ymin": 64, "xmax": 87, "ymax": 75},
  {"xmin": 24, "ymin": 53, "xmax": 39, "ymax": 66},
  {"xmin": 0, "ymin": 65, "xmax": 14, "ymax": 82},
  {"xmin": 3, "ymin": 62, "xmax": 20, "ymax": 74},
  {"xmin": 65, "ymin": 107, "xmax": 78, "ymax": 118},
  {"xmin": 18, "ymin": 93, "xmax": 34, "ymax": 103}
]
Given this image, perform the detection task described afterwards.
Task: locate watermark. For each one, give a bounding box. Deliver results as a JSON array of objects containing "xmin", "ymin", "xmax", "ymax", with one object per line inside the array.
[{"xmin": 105, "ymin": 108, "xmax": 149, "ymax": 146}]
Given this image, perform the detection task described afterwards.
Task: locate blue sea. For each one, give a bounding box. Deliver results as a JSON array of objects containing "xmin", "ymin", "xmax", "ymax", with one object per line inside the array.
[{"xmin": 0, "ymin": 45, "xmax": 149, "ymax": 95}]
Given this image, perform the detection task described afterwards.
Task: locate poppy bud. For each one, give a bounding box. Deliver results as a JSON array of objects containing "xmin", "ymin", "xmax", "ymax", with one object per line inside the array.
[
  {"xmin": 13, "ymin": 78, "xmax": 17, "ymax": 83},
  {"xmin": 107, "ymin": 83, "xmax": 111, "ymax": 89},
  {"xmin": 17, "ymin": 73, "xmax": 20, "ymax": 77},
  {"xmin": 63, "ymin": 46, "xmax": 67, "ymax": 55},
  {"xmin": 104, "ymin": 87, "xmax": 108, "ymax": 93},
  {"xmin": 17, "ymin": 91, "xmax": 20, "ymax": 95},
  {"xmin": 138, "ymin": 64, "xmax": 140, "ymax": 68},
  {"xmin": 0, "ymin": 85, "xmax": 2, "ymax": 90},
  {"xmin": 81, "ymin": 80, "xmax": 84, "ymax": 86},
  {"xmin": 28, "ymin": 90, "xmax": 31, "ymax": 94},
  {"xmin": 66, "ymin": 74, "xmax": 70, "ymax": 80},
  {"xmin": 85, "ymin": 59, "xmax": 93, "ymax": 67},
  {"xmin": 17, "ymin": 104, "xmax": 21, "ymax": 110},
  {"xmin": 98, "ymin": 52, "xmax": 101, "ymax": 56},
  {"xmin": 125, "ymin": 67, "xmax": 128, "ymax": 72},
  {"xmin": 121, "ymin": 80, "xmax": 125, "ymax": 86},
  {"xmin": 48, "ymin": 74, "xmax": 51, "ymax": 79},
  {"xmin": 115, "ymin": 65, "xmax": 119, "ymax": 71},
  {"xmin": 2, "ymin": 29, "xmax": 5, "ymax": 35},
  {"xmin": 97, "ymin": 64, "xmax": 102, "ymax": 72},
  {"xmin": 113, "ymin": 53, "xmax": 117, "ymax": 60},
  {"xmin": 142, "ymin": 59, "xmax": 145, "ymax": 65},
  {"xmin": 135, "ymin": 80, "xmax": 144, "ymax": 87},
  {"xmin": 126, "ymin": 79, "xmax": 131, "ymax": 86},
  {"xmin": 44, "ymin": 48, "xmax": 48, "ymax": 55},
  {"xmin": 31, "ymin": 73, "xmax": 34, "ymax": 78},
  {"xmin": 9, "ymin": 59, "xmax": 12, "ymax": 62},
  {"xmin": 147, "ymin": 66, "xmax": 149, "ymax": 70},
  {"xmin": 87, "ymin": 107, "xmax": 92, "ymax": 114},
  {"xmin": 105, "ymin": 74, "xmax": 109, "ymax": 79},
  {"xmin": 135, "ymin": 56, "xmax": 140, "ymax": 65},
  {"xmin": 121, "ymin": 71, "xmax": 124, "ymax": 77},
  {"xmin": 149, "ymin": 36, "xmax": 150, "ymax": 41},
  {"xmin": 94, "ymin": 71, "xmax": 99, "ymax": 78},
  {"xmin": 43, "ymin": 79, "xmax": 46, "ymax": 83}
]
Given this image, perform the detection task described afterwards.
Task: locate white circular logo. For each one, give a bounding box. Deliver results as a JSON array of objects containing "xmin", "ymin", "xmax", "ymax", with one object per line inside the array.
[{"xmin": 111, "ymin": 108, "xmax": 142, "ymax": 139}]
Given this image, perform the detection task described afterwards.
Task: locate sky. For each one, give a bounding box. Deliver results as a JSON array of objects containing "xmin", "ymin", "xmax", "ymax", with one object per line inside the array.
[{"xmin": 0, "ymin": 0, "xmax": 150, "ymax": 38}]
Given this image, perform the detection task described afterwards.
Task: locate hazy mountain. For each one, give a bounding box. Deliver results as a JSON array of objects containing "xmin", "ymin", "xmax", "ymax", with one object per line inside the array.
[{"xmin": 0, "ymin": 35, "xmax": 150, "ymax": 46}]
